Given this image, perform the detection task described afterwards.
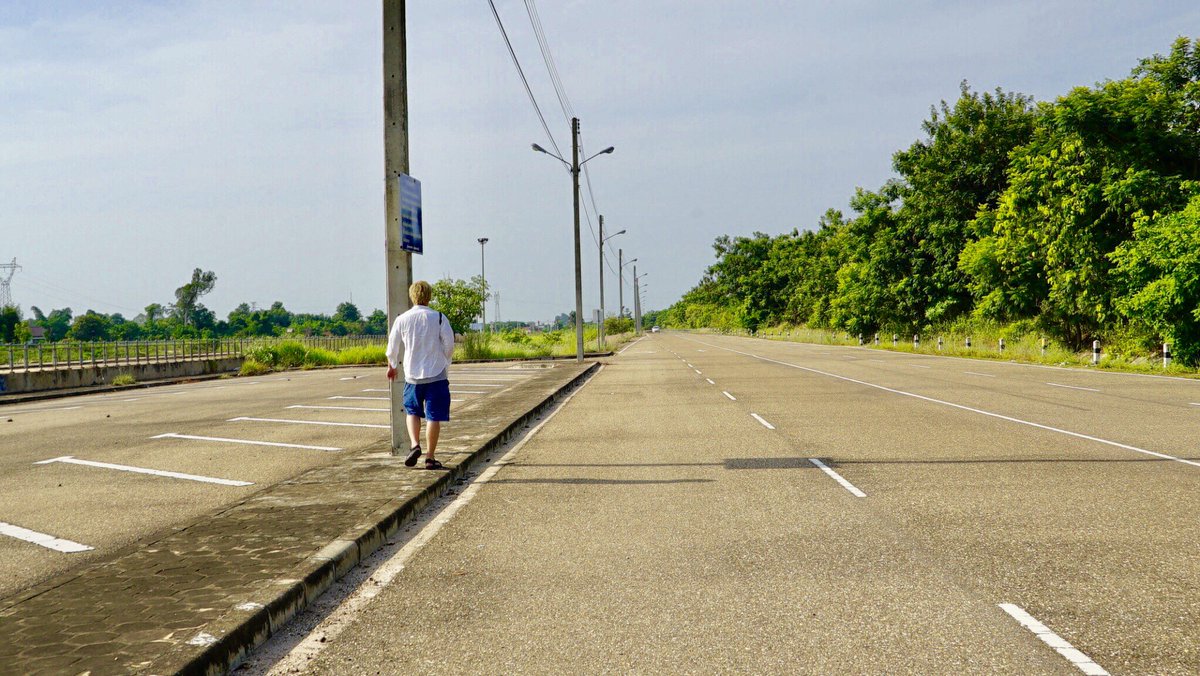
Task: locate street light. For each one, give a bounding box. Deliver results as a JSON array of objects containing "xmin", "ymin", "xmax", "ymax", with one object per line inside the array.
[
  {"xmin": 477, "ymin": 238, "xmax": 489, "ymax": 332},
  {"xmin": 598, "ymin": 216, "xmax": 625, "ymax": 348},
  {"xmin": 532, "ymin": 118, "xmax": 615, "ymax": 361},
  {"xmin": 620, "ymin": 255, "xmax": 637, "ymax": 318}
]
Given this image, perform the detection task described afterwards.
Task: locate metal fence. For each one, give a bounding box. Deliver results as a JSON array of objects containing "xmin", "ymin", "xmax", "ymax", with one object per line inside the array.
[{"xmin": 1, "ymin": 336, "xmax": 382, "ymax": 374}]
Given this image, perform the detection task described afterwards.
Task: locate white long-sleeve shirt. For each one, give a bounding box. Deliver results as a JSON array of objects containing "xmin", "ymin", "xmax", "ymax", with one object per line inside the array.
[{"xmin": 385, "ymin": 305, "xmax": 455, "ymax": 384}]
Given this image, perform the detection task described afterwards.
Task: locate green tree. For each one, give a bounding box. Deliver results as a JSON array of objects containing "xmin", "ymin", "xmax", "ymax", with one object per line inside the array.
[
  {"xmin": 1111, "ymin": 189, "xmax": 1200, "ymax": 363},
  {"xmin": 431, "ymin": 277, "xmax": 487, "ymax": 334},
  {"xmin": 334, "ymin": 301, "xmax": 361, "ymax": 323},
  {"xmin": 173, "ymin": 268, "xmax": 217, "ymax": 327},
  {"xmin": 69, "ymin": 312, "xmax": 111, "ymax": 341},
  {"xmin": 364, "ymin": 309, "xmax": 389, "ymax": 335},
  {"xmin": 0, "ymin": 306, "xmax": 21, "ymax": 343}
]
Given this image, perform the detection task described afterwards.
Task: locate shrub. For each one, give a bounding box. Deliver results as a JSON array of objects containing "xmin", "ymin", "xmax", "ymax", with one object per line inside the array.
[
  {"xmin": 111, "ymin": 373, "xmax": 136, "ymax": 386},
  {"xmin": 337, "ymin": 346, "xmax": 387, "ymax": 365},
  {"xmin": 461, "ymin": 332, "xmax": 492, "ymax": 360},
  {"xmin": 274, "ymin": 341, "xmax": 308, "ymax": 368},
  {"xmin": 302, "ymin": 347, "xmax": 339, "ymax": 368},
  {"xmin": 239, "ymin": 359, "xmax": 271, "ymax": 376},
  {"xmin": 244, "ymin": 344, "xmax": 279, "ymax": 367}
]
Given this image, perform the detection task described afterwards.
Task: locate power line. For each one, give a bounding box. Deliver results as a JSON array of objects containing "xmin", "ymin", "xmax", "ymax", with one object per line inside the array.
[
  {"xmin": 487, "ymin": 0, "xmax": 563, "ymax": 158},
  {"xmin": 524, "ymin": 0, "xmax": 574, "ymax": 122}
]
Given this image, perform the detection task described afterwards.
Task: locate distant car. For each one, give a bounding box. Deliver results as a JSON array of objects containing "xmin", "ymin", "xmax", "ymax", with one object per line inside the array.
[{"xmin": 651, "ymin": 326, "xmax": 660, "ymax": 333}]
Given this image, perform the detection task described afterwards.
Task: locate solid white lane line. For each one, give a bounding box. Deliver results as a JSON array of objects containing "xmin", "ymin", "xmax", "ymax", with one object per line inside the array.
[
  {"xmin": 723, "ymin": 391, "xmax": 737, "ymax": 401},
  {"xmin": 34, "ymin": 455, "xmax": 253, "ymax": 486},
  {"xmin": 123, "ymin": 398, "xmax": 143, "ymax": 402},
  {"xmin": 287, "ymin": 405, "xmax": 388, "ymax": 412},
  {"xmin": 697, "ymin": 339, "xmax": 1200, "ymax": 469},
  {"xmin": 1046, "ymin": 382, "xmax": 1101, "ymax": 393},
  {"xmin": 0, "ymin": 521, "xmax": 93, "ymax": 553},
  {"xmin": 152, "ymin": 432, "xmax": 341, "ymax": 451},
  {"xmin": 706, "ymin": 378, "xmax": 715, "ymax": 385},
  {"xmin": 808, "ymin": 458, "xmax": 867, "ymax": 497},
  {"xmin": 330, "ymin": 396, "xmax": 388, "ymax": 401},
  {"xmin": 751, "ymin": 413, "xmax": 775, "ymax": 429},
  {"xmin": 339, "ymin": 377, "xmax": 359, "ymax": 381},
  {"xmin": 228, "ymin": 417, "xmax": 389, "ymax": 430},
  {"xmin": 450, "ymin": 391, "xmax": 486, "ymax": 395},
  {"xmin": 998, "ymin": 604, "xmax": 1108, "ymax": 675},
  {"xmin": 617, "ymin": 337, "xmax": 644, "ymax": 355},
  {"xmin": 964, "ymin": 371, "xmax": 996, "ymax": 378},
  {"xmin": 0, "ymin": 405, "xmax": 83, "ymax": 415},
  {"xmin": 454, "ymin": 383, "xmax": 504, "ymax": 387}
]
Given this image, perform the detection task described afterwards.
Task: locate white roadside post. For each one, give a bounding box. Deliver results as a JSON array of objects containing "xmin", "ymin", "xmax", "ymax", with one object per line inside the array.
[
  {"xmin": 1164, "ymin": 342, "xmax": 1172, "ymax": 369},
  {"xmin": 1093, "ymin": 340, "xmax": 1101, "ymax": 365}
]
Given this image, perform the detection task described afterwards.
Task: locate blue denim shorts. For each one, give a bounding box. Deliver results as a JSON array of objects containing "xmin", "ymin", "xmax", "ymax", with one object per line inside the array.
[{"xmin": 403, "ymin": 379, "xmax": 451, "ymax": 421}]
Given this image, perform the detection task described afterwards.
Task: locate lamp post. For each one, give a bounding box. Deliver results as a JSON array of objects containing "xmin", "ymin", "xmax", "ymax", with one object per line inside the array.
[
  {"xmin": 598, "ymin": 215, "xmax": 625, "ymax": 349},
  {"xmin": 477, "ymin": 237, "xmax": 489, "ymax": 333},
  {"xmin": 620, "ymin": 255, "xmax": 637, "ymax": 319},
  {"xmin": 533, "ymin": 118, "xmax": 614, "ymax": 361}
]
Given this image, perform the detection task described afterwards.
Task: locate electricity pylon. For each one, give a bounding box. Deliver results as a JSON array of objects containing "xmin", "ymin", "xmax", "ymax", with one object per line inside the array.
[{"xmin": 0, "ymin": 258, "xmax": 20, "ymax": 308}]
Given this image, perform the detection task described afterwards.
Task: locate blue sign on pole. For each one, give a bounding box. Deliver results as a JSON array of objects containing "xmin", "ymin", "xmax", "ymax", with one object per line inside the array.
[{"xmin": 397, "ymin": 174, "xmax": 423, "ymax": 254}]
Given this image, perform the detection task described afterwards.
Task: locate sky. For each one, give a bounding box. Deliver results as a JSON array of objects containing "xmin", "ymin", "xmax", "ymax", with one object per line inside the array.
[{"xmin": 1, "ymin": 1, "xmax": 1198, "ymax": 324}]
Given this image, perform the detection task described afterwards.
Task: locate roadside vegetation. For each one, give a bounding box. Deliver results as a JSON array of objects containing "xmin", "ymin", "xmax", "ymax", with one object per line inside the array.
[{"xmin": 662, "ymin": 38, "xmax": 1200, "ymax": 370}]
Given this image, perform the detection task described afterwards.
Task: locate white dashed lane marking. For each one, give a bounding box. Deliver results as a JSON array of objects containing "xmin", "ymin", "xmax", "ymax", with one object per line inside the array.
[
  {"xmin": 329, "ymin": 396, "xmax": 388, "ymax": 401},
  {"xmin": 706, "ymin": 378, "xmax": 715, "ymax": 385},
  {"xmin": 1046, "ymin": 382, "xmax": 1101, "ymax": 393},
  {"xmin": 750, "ymin": 413, "xmax": 775, "ymax": 429},
  {"xmin": 998, "ymin": 604, "xmax": 1109, "ymax": 675},
  {"xmin": 287, "ymin": 405, "xmax": 388, "ymax": 412},
  {"xmin": 722, "ymin": 391, "xmax": 736, "ymax": 401},
  {"xmin": 809, "ymin": 458, "xmax": 866, "ymax": 498}
]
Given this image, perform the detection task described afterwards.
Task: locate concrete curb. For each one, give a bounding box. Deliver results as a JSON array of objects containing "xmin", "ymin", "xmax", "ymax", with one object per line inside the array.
[{"xmin": 167, "ymin": 361, "xmax": 601, "ymax": 676}]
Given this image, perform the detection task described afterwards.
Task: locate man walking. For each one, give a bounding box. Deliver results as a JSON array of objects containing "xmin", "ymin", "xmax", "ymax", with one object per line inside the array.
[{"xmin": 386, "ymin": 280, "xmax": 455, "ymax": 470}]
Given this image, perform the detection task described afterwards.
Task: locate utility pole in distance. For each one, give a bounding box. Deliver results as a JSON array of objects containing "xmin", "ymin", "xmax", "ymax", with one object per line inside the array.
[
  {"xmin": 478, "ymin": 237, "xmax": 489, "ymax": 332},
  {"xmin": 383, "ymin": 0, "xmax": 412, "ymax": 453}
]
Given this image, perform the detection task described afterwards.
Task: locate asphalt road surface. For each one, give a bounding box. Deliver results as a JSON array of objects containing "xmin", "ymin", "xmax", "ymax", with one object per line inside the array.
[
  {"xmin": 273, "ymin": 332, "xmax": 1200, "ymax": 674},
  {"xmin": 0, "ymin": 365, "xmax": 542, "ymax": 600}
]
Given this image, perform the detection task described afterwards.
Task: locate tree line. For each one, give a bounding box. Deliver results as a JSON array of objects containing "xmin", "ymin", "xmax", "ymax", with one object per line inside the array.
[
  {"xmin": 0, "ymin": 271, "xmax": 498, "ymax": 344},
  {"xmin": 662, "ymin": 38, "xmax": 1200, "ymax": 364}
]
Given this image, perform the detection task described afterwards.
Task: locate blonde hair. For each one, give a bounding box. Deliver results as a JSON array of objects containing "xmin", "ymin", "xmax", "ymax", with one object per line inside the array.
[{"xmin": 409, "ymin": 280, "xmax": 433, "ymax": 306}]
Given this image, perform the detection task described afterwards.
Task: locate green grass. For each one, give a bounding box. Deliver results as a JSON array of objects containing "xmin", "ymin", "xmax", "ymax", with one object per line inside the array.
[
  {"xmin": 110, "ymin": 373, "xmax": 136, "ymax": 386},
  {"xmin": 717, "ymin": 325, "xmax": 1193, "ymax": 376}
]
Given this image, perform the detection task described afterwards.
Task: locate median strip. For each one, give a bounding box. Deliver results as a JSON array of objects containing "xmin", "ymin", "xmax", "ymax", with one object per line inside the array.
[
  {"xmin": 808, "ymin": 458, "xmax": 866, "ymax": 497},
  {"xmin": 998, "ymin": 604, "xmax": 1108, "ymax": 675},
  {"xmin": 34, "ymin": 456, "xmax": 253, "ymax": 487}
]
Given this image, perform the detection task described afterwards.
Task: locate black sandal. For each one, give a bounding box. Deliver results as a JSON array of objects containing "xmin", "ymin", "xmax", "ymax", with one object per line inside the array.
[
  {"xmin": 424, "ymin": 458, "xmax": 445, "ymax": 470},
  {"xmin": 404, "ymin": 444, "xmax": 422, "ymax": 467}
]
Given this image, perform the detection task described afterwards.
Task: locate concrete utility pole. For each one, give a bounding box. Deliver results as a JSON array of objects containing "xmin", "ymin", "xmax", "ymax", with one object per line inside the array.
[
  {"xmin": 633, "ymin": 264, "xmax": 641, "ymax": 334},
  {"xmin": 618, "ymin": 248, "xmax": 623, "ymax": 319},
  {"xmin": 598, "ymin": 215, "xmax": 605, "ymax": 349},
  {"xmin": 570, "ymin": 118, "xmax": 584, "ymax": 361},
  {"xmin": 383, "ymin": 0, "xmax": 413, "ymax": 453},
  {"xmin": 478, "ymin": 237, "xmax": 488, "ymax": 332}
]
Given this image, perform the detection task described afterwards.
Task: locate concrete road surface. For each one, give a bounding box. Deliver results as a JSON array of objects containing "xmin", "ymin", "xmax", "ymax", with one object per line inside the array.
[
  {"xmin": 252, "ymin": 331, "xmax": 1200, "ymax": 674},
  {"xmin": 0, "ymin": 365, "xmax": 541, "ymax": 600}
]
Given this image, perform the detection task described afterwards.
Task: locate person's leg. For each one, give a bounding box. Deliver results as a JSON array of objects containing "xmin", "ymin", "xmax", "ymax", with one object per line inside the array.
[
  {"xmin": 426, "ymin": 421, "xmax": 440, "ymax": 459},
  {"xmin": 406, "ymin": 414, "xmax": 421, "ymax": 449}
]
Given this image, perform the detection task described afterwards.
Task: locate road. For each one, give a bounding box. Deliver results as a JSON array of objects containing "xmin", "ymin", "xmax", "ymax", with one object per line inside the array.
[
  {"xmin": 0, "ymin": 364, "xmax": 545, "ymax": 600},
  {"xmin": 265, "ymin": 332, "xmax": 1200, "ymax": 674}
]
